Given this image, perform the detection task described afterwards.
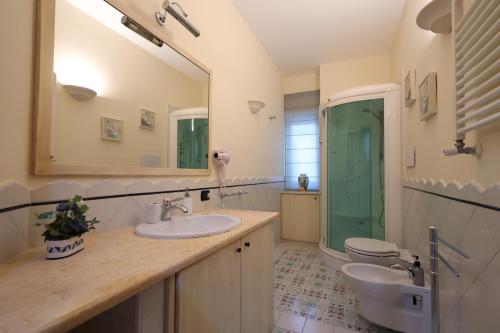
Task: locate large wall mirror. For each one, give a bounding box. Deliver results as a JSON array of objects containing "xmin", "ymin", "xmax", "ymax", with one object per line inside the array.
[{"xmin": 34, "ymin": 0, "xmax": 211, "ymax": 176}]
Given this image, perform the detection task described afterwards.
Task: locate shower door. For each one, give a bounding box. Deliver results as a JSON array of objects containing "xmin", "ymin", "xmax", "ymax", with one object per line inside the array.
[{"xmin": 326, "ymin": 99, "xmax": 385, "ymax": 252}]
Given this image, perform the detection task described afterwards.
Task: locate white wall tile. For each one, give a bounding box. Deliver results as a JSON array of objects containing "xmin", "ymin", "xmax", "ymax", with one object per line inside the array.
[
  {"xmin": 483, "ymin": 183, "xmax": 500, "ymax": 208},
  {"xmin": 481, "ymin": 208, "xmax": 500, "ymax": 249},
  {"xmin": 31, "ymin": 181, "xmax": 87, "ymax": 203},
  {"xmin": 0, "ymin": 212, "xmax": 28, "ymax": 262},
  {"xmin": 458, "ymin": 253, "xmax": 500, "ymax": 333},
  {"xmin": 87, "ymin": 181, "xmax": 126, "ymax": 198},
  {"xmin": 105, "ymin": 197, "xmax": 145, "ymax": 230},
  {"xmin": 6, "ymin": 207, "xmax": 30, "ymax": 241},
  {"xmin": 403, "ymin": 179, "xmax": 500, "ymax": 333},
  {"xmin": 128, "ymin": 180, "xmax": 162, "ymax": 214},
  {"xmin": 0, "ymin": 182, "xmax": 30, "ymax": 210},
  {"xmin": 439, "ymin": 201, "xmax": 476, "ymax": 246},
  {"xmin": 440, "ymin": 303, "xmax": 458, "ymax": 333},
  {"xmin": 86, "ymin": 197, "xmax": 127, "ymax": 231},
  {"xmin": 457, "ymin": 208, "xmax": 498, "ymax": 296}
]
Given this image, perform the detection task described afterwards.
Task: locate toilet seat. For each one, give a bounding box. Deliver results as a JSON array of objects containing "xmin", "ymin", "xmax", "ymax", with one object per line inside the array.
[{"xmin": 344, "ymin": 238, "xmax": 399, "ymax": 257}]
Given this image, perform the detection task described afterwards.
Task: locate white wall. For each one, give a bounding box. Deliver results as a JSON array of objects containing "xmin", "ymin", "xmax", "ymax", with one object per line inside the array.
[
  {"xmin": 391, "ymin": 0, "xmax": 500, "ymax": 186},
  {"xmin": 319, "ymin": 53, "xmax": 392, "ymax": 104},
  {"xmin": 283, "ymin": 71, "xmax": 320, "ymax": 95},
  {"xmin": 0, "ymin": 0, "xmax": 284, "ymax": 188}
]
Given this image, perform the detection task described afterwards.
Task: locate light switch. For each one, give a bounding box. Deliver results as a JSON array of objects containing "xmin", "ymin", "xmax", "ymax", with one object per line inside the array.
[{"xmin": 405, "ymin": 145, "xmax": 416, "ymax": 168}]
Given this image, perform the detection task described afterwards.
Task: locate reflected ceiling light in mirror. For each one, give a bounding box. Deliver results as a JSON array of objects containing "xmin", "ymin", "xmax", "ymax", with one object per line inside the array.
[
  {"xmin": 63, "ymin": 85, "xmax": 97, "ymax": 101},
  {"xmin": 54, "ymin": 57, "xmax": 104, "ymax": 98}
]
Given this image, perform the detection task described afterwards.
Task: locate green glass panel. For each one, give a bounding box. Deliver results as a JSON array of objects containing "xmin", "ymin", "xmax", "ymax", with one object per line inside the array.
[
  {"xmin": 177, "ymin": 118, "xmax": 209, "ymax": 169},
  {"xmin": 326, "ymin": 99, "xmax": 385, "ymax": 252}
]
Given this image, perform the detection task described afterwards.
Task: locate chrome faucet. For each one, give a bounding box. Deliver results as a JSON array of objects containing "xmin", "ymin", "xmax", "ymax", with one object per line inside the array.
[
  {"xmin": 390, "ymin": 263, "xmax": 415, "ymax": 279},
  {"xmin": 161, "ymin": 197, "xmax": 188, "ymax": 221}
]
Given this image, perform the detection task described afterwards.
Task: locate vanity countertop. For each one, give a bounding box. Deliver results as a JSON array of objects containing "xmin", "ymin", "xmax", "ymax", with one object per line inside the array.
[{"xmin": 0, "ymin": 209, "xmax": 278, "ymax": 333}]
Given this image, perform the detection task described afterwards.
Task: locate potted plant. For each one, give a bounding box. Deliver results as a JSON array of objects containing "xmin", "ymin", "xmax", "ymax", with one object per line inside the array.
[{"xmin": 36, "ymin": 195, "xmax": 99, "ymax": 259}]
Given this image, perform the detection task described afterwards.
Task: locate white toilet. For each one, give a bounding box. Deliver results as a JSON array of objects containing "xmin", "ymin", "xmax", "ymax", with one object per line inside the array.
[{"xmin": 344, "ymin": 238, "xmax": 412, "ymax": 267}]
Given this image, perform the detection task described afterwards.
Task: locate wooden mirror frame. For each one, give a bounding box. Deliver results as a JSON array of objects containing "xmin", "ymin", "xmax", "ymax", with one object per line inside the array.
[{"xmin": 33, "ymin": 0, "xmax": 212, "ymax": 176}]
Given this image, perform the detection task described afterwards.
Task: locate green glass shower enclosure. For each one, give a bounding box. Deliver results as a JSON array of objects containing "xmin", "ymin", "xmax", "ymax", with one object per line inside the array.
[{"xmin": 326, "ymin": 99, "xmax": 385, "ymax": 252}]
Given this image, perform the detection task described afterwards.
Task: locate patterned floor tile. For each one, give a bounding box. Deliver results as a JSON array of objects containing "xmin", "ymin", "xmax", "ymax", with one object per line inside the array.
[{"xmin": 274, "ymin": 244, "xmax": 394, "ymax": 333}]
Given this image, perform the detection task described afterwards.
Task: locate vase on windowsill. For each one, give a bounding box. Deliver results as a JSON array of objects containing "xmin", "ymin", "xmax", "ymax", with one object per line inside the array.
[
  {"xmin": 35, "ymin": 195, "xmax": 99, "ymax": 260},
  {"xmin": 298, "ymin": 174, "xmax": 309, "ymax": 192}
]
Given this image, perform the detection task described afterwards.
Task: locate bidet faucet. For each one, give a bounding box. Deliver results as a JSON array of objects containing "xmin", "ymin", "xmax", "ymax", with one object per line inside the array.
[
  {"xmin": 161, "ymin": 197, "xmax": 188, "ymax": 221},
  {"xmin": 390, "ymin": 263, "xmax": 415, "ymax": 279}
]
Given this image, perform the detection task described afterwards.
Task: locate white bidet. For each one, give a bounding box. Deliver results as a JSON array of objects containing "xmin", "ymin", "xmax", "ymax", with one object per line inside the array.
[{"xmin": 342, "ymin": 263, "xmax": 431, "ymax": 333}]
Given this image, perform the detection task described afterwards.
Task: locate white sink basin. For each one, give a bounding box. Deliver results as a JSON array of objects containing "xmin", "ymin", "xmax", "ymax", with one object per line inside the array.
[{"xmin": 135, "ymin": 214, "xmax": 241, "ymax": 239}]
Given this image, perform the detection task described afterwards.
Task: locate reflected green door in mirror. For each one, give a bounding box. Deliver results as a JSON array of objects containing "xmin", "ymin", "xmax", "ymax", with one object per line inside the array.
[{"xmin": 177, "ymin": 119, "xmax": 209, "ymax": 169}]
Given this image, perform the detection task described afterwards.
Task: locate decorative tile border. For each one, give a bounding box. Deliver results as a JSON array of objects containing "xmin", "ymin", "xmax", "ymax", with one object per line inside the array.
[
  {"xmin": 0, "ymin": 177, "xmax": 284, "ymax": 261},
  {"xmin": 0, "ymin": 177, "xmax": 285, "ymax": 213},
  {"xmin": 403, "ymin": 178, "xmax": 500, "ymax": 210}
]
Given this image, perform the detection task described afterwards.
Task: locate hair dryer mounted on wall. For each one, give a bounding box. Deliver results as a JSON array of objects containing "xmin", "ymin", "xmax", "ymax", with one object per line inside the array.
[{"xmin": 212, "ymin": 149, "xmax": 230, "ymax": 184}]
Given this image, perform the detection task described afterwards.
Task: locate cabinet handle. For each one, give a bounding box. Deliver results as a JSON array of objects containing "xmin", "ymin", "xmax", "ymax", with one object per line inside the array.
[
  {"xmin": 236, "ymin": 247, "xmax": 242, "ymax": 253},
  {"xmin": 244, "ymin": 242, "xmax": 251, "ymax": 247}
]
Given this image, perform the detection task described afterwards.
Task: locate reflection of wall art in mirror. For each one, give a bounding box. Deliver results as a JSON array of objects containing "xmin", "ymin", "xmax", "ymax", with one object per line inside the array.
[
  {"xmin": 418, "ymin": 72, "xmax": 437, "ymax": 121},
  {"xmin": 404, "ymin": 69, "xmax": 416, "ymax": 107},
  {"xmin": 140, "ymin": 109, "xmax": 155, "ymax": 130},
  {"xmin": 101, "ymin": 117, "xmax": 123, "ymax": 142}
]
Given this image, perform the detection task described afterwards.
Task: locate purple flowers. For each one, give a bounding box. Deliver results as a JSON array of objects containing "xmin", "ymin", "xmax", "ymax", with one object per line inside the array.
[
  {"xmin": 56, "ymin": 202, "xmax": 68, "ymax": 212},
  {"xmin": 35, "ymin": 195, "xmax": 99, "ymax": 241}
]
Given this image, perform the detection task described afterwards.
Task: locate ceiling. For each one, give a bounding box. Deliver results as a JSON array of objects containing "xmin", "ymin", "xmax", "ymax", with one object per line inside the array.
[{"xmin": 231, "ymin": 0, "xmax": 405, "ymax": 75}]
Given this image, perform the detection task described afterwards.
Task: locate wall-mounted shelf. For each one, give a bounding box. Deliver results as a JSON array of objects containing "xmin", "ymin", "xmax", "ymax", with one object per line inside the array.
[{"xmin": 416, "ymin": 0, "xmax": 452, "ymax": 33}]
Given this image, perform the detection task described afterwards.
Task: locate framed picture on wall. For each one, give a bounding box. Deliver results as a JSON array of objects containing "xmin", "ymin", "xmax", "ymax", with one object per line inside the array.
[
  {"xmin": 101, "ymin": 117, "xmax": 123, "ymax": 142},
  {"xmin": 140, "ymin": 109, "xmax": 155, "ymax": 130},
  {"xmin": 418, "ymin": 72, "xmax": 437, "ymax": 121},
  {"xmin": 404, "ymin": 69, "xmax": 416, "ymax": 106}
]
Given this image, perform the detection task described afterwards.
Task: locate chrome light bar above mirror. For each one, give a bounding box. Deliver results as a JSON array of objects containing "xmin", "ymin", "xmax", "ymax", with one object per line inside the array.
[{"xmin": 155, "ymin": 0, "xmax": 200, "ymax": 37}]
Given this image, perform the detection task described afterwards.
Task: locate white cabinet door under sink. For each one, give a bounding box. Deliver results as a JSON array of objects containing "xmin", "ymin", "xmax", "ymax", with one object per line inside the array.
[
  {"xmin": 176, "ymin": 240, "xmax": 241, "ymax": 333},
  {"xmin": 241, "ymin": 223, "xmax": 274, "ymax": 333},
  {"xmin": 175, "ymin": 223, "xmax": 274, "ymax": 333}
]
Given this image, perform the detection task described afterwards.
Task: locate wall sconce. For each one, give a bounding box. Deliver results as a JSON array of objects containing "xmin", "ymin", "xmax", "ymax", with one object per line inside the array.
[
  {"xmin": 63, "ymin": 85, "xmax": 97, "ymax": 102},
  {"xmin": 248, "ymin": 100, "xmax": 265, "ymax": 114},
  {"xmin": 416, "ymin": 0, "xmax": 451, "ymax": 33}
]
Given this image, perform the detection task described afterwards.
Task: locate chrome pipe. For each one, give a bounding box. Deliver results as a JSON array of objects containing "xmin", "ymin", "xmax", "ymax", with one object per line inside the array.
[
  {"xmin": 220, "ymin": 190, "xmax": 248, "ymax": 199},
  {"xmin": 437, "ymin": 236, "xmax": 471, "ymax": 259},
  {"xmin": 429, "ymin": 226, "xmax": 440, "ymax": 333}
]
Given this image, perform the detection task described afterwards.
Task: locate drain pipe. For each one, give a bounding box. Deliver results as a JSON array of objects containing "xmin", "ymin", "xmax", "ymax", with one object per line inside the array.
[{"xmin": 429, "ymin": 227, "xmax": 440, "ymax": 333}]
